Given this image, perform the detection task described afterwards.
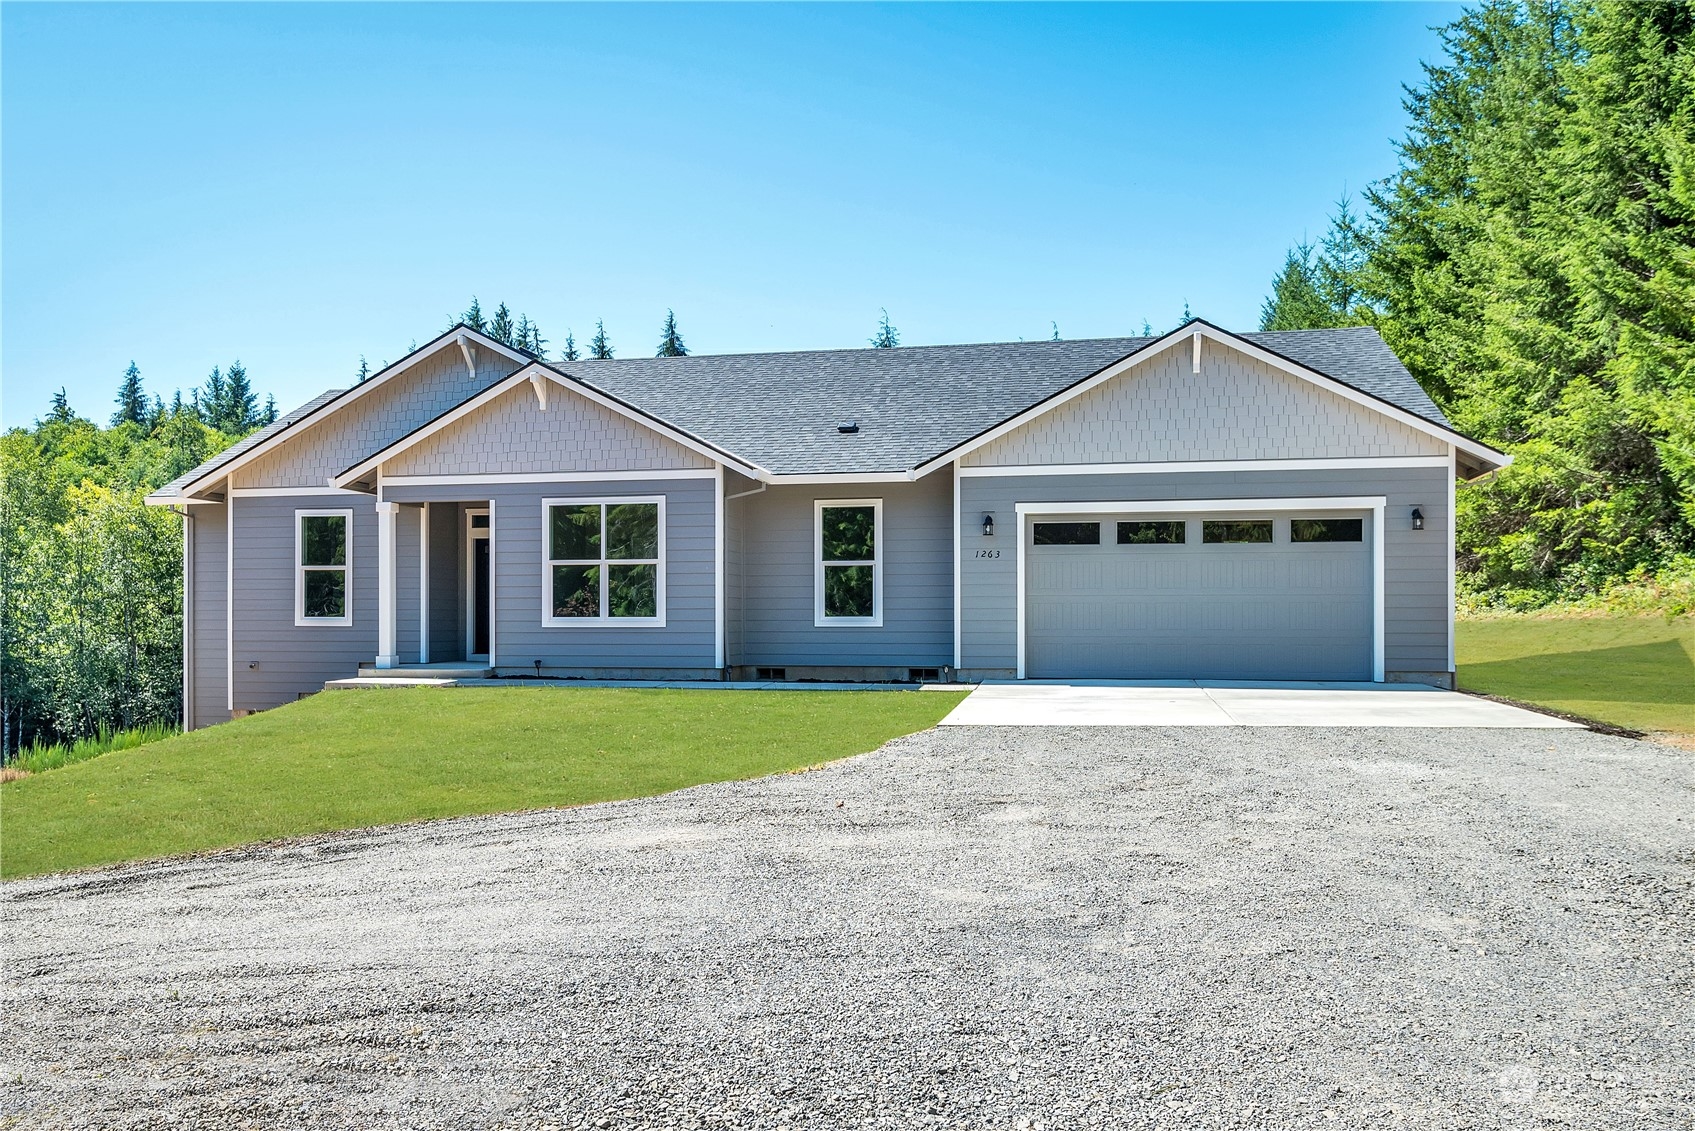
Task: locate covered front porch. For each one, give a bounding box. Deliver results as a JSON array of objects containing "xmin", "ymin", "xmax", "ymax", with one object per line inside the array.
[{"xmin": 371, "ymin": 498, "xmax": 492, "ymax": 670}]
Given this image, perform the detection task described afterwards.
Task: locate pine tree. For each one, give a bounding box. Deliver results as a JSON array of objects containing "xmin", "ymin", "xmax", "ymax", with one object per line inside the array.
[
  {"xmin": 48, "ymin": 388, "xmax": 75, "ymax": 424},
  {"xmin": 656, "ymin": 310, "xmax": 688, "ymax": 357},
  {"xmin": 223, "ymin": 361, "xmax": 256, "ymax": 432},
  {"xmin": 170, "ymin": 389, "xmax": 185, "ymax": 416},
  {"xmin": 258, "ymin": 395, "xmax": 277, "ymax": 428},
  {"xmin": 1259, "ymin": 241, "xmax": 1335, "ymax": 330},
  {"xmin": 560, "ymin": 330, "xmax": 580, "ymax": 362},
  {"xmin": 200, "ymin": 367, "xmax": 226, "ymax": 429},
  {"xmin": 489, "ymin": 302, "xmax": 515, "ymax": 346},
  {"xmin": 460, "ymin": 297, "xmax": 486, "ymax": 333},
  {"xmin": 357, "ymin": 356, "xmax": 370, "ymax": 383},
  {"xmin": 112, "ymin": 362, "xmax": 146, "ymax": 427},
  {"xmin": 1140, "ymin": 319, "xmax": 1154, "ymax": 337},
  {"xmin": 516, "ymin": 315, "xmax": 547, "ymax": 357},
  {"xmin": 1050, "ymin": 322, "xmax": 1061, "ymax": 342},
  {"xmin": 870, "ymin": 309, "xmax": 900, "ymax": 349},
  {"xmin": 589, "ymin": 320, "xmax": 614, "ymax": 360}
]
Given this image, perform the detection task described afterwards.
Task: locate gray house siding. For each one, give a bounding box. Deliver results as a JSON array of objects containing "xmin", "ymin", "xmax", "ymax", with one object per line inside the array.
[
  {"xmin": 729, "ymin": 475, "xmax": 953, "ymax": 671},
  {"xmin": 958, "ymin": 465, "xmax": 1452, "ymax": 680},
  {"xmin": 383, "ymin": 477, "xmax": 718, "ymax": 674},
  {"xmin": 964, "ymin": 342, "xmax": 1446, "ymax": 466},
  {"xmin": 188, "ymin": 503, "xmax": 228, "ymax": 730},
  {"xmin": 235, "ymin": 346, "xmax": 524, "ymax": 489},
  {"xmin": 228, "ymin": 493, "xmax": 378, "ymax": 712}
]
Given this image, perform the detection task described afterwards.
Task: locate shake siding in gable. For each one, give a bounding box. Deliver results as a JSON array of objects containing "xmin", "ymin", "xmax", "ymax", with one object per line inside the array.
[
  {"xmin": 189, "ymin": 504, "xmax": 228, "ymax": 730},
  {"xmin": 957, "ymin": 465, "xmax": 1452, "ymax": 677},
  {"xmin": 229, "ymin": 494, "xmax": 378, "ymax": 711},
  {"xmin": 964, "ymin": 344, "xmax": 1447, "ymax": 467},
  {"xmin": 732, "ymin": 476, "xmax": 953, "ymax": 669},
  {"xmin": 384, "ymin": 382, "xmax": 713, "ymax": 476},
  {"xmin": 236, "ymin": 347, "xmax": 522, "ymax": 488}
]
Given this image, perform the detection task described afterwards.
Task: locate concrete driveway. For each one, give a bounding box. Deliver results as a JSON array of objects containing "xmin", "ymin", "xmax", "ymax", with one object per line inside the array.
[
  {"xmin": 942, "ymin": 680, "xmax": 1580, "ymax": 727},
  {"xmin": 4, "ymin": 723, "xmax": 1688, "ymax": 1130}
]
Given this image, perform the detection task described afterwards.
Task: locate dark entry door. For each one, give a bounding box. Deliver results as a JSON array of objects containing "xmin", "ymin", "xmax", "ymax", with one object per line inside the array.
[{"xmin": 472, "ymin": 537, "xmax": 491, "ymax": 657}]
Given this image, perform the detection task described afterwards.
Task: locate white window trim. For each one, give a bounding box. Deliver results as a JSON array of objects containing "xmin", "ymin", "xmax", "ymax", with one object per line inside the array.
[
  {"xmin": 540, "ymin": 496, "xmax": 667, "ymax": 628},
  {"xmin": 295, "ymin": 508, "xmax": 354, "ymax": 627},
  {"xmin": 814, "ymin": 498, "xmax": 884, "ymax": 628}
]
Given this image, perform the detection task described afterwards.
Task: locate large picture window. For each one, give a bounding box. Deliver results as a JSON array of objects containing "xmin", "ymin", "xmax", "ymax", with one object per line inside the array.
[
  {"xmin": 542, "ymin": 498, "xmax": 664, "ymax": 626},
  {"xmin": 815, "ymin": 499, "xmax": 882, "ymax": 626},
  {"xmin": 296, "ymin": 509, "xmax": 352, "ymax": 626}
]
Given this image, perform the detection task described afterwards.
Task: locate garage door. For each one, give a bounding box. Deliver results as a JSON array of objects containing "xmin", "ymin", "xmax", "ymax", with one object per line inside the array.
[{"xmin": 1024, "ymin": 510, "xmax": 1373, "ymax": 680}]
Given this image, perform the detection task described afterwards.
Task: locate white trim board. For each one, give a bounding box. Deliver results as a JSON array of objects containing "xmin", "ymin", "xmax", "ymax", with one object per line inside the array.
[
  {"xmin": 334, "ymin": 365, "xmax": 761, "ymax": 487},
  {"xmin": 713, "ymin": 464, "xmax": 726, "ymax": 669},
  {"xmin": 961, "ymin": 455, "xmax": 1453, "ymax": 477},
  {"xmin": 1012, "ymin": 495, "xmax": 1387, "ymax": 682},
  {"xmin": 380, "ymin": 469, "xmax": 717, "ymax": 487},
  {"xmin": 914, "ymin": 321, "xmax": 1509, "ymax": 476},
  {"xmin": 173, "ymin": 325, "xmax": 531, "ymax": 499}
]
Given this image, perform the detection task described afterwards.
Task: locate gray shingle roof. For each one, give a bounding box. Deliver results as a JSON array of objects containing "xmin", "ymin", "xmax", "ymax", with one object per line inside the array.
[{"xmin": 552, "ymin": 324, "xmax": 1451, "ymax": 475}]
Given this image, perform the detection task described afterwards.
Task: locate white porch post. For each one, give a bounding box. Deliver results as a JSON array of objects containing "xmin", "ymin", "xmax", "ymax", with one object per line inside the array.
[{"xmin": 376, "ymin": 500, "xmax": 399, "ymax": 669}]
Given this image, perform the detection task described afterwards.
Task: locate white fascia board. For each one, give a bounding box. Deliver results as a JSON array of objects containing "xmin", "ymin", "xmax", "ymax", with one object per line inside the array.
[
  {"xmin": 912, "ymin": 321, "xmax": 1509, "ymax": 475},
  {"xmin": 383, "ymin": 469, "xmax": 717, "ymax": 486},
  {"xmin": 171, "ymin": 325, "xmax": 531, "ymax": 500},
  {"xmin": 761, "ymin": 471, "xmax": 917, "ymax": 485},
  {"xmin": 1011, "ymin": 496, "xmax": 1386, "ymax": 515},
  {"xmin": 960, "ymin": 455, "xmax": 1453, "ymax": 478},
  {"xmin": 334, "ymin": 366, "xmax": 764, "ymax": 486},
  {"xmin": 145, "ymin": 494, "xmax": 225, "ymax": 506}
]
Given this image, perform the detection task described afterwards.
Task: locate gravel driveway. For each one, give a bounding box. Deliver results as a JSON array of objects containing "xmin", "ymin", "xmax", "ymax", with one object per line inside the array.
[{"xmin": 4, "ymin": 726, "xmax": 1692, "ymax": 1130}]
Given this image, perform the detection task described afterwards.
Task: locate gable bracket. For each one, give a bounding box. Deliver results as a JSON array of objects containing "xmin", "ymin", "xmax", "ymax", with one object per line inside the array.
[
  {"xmin": 457, "ymin": 333, "xmax": 477, "ymax": 381},
  {"xmin": 528, "ymin": 372, "xmax": 550, "ymax": 410},
  {"xmin": 1192, "ymin": 331, "xmax": 1202, "ymax": 374}
]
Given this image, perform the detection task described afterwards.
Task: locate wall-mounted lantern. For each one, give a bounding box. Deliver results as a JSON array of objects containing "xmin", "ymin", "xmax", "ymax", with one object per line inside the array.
[
  {"xmin": 982, "ymin": 514, "xmax": 995, "ymax": 537},
  {"xmin": 1411, "ymin": 507, "xmax": 1425, "ymax": 531}
]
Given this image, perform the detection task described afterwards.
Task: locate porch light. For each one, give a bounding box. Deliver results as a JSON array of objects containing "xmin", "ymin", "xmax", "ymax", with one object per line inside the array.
[
  {"xmin": 1411, "ymin": 507, "xmax": 1425, "ymax": 531},
  {"xmin": 982, "ymin": 513, "xmax": 995, "ymax": 537}
]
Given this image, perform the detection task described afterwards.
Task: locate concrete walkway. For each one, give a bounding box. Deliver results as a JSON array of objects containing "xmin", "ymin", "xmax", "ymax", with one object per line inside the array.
[{"xmin": 941, "ymin": 679, "xmax": 1581, "ymax": 727}]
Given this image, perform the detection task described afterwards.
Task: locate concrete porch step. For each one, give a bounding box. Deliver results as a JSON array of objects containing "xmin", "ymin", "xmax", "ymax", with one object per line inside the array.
[
  {"xmin": 355, "ymin": 663, "xmax": 493, "ymax": 680},
  {"xmin": 326, "ymin": 676, "xmax": 459, "ymax": 690}
]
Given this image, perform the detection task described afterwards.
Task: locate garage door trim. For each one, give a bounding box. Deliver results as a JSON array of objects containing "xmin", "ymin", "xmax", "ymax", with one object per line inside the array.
[{"xmin": 1013, "ymin": 495, "xmax": 1387, "ymax": 681}]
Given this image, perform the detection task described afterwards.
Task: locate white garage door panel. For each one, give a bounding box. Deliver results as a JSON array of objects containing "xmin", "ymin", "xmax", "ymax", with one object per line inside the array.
[{"xmin": 1025, "ymin": 515, "xmax": 1372, "ymax": 680}]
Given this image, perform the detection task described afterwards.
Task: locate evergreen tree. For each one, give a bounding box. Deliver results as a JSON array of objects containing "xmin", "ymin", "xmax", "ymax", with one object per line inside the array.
[
  {"xmin": 112, "ymin": 362, "xmax": 147, "ymax": 427},
  {"xmin": 489, "ymin": 302, "xmax": 515, "ymax": 346},
  {"xmin": 170, "ymin": 389, "xmax": 185, "ymax": 416},
  {"xmin": 656, "ymin": 310, "xmax": 688, "ymax": 357},
  {"xmin": 560, "ymin": 330, "xmax": 580, "ymax": 362},
  {"xmin": 1259, "ymin": 241, "xmax": 1336, "ymax": 330},
  {"xmin": 1139, "ymin": 319, "xmax": 1154, "ymax": 337},
  {"xmin": 357, "ymin": 356, "xmax": 370, "ymax": 383},
  {"xmin": 1050, "ymin": 322, "xmax": 1061, "ymax": 342},
  {"xmin": 515, "ymin": 314, "xmax": 547, "ymax": 357},
  {"xmin": 589, "ymin": 320, "xmax": 614, "ymax": 360},
  {"xmin": 200, "ymin": 367, "xmax": 226, "ymax": 428},
  {"xmin": 460, "ymin": 297, "xmax": 487, "ymax": 333},
  {"xmin": 870, "ymin": 309, "xmax": 900, "ymax": 349},
  {"xmin": 258, "ymin": 395, "xmax": 277, "ymax": 428},
  {"xmin": 223, "ymin": 361, "xmax": 256, "ymax": 432},
  {"xmin": 48, "ymin": 388, "xmax": 75, "ymax": 425}
]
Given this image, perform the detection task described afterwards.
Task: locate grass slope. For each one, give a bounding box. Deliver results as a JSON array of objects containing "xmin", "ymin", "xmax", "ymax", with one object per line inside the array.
[
  {"xmin": 1456, "ymin": 615, "xmax": 1694, "ymax": 735},
  {"xmin": 0, "ymin": 687, "xmax": 963, "ymax": 880}
]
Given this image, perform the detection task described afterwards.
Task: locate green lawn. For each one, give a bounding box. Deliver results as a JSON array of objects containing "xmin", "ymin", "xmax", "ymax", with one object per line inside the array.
[
  {"xmin": 0, "ymin": 687, "xmax": 964, "ymax": 880},
  {"xmin": 1456, "ymin": 614, "xmax": 1694, "ymax": 735}
]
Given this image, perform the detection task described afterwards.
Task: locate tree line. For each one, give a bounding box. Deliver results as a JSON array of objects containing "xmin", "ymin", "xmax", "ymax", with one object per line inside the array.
[{"xmin": 1259, "ymin": 0, "xmax": 1694, "ymax": 607}]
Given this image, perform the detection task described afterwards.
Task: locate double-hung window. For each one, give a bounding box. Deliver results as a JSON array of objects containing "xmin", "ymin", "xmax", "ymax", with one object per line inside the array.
[
  {"xmin": 815, "ymin": 499, "xmax": 882, "ymax": 626},
  {"xmin": 296, "ymin": 510, "xmax": 352, "ymax": 626},
  {"xmin": 543, "ymin": 498, "xmax": 665, "ymax": 626}
]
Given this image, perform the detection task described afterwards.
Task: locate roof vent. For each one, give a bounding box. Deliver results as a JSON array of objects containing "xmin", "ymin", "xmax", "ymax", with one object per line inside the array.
[{"xmin": 837, "ymin": 420, "xmax": 859, "ymax": 434}]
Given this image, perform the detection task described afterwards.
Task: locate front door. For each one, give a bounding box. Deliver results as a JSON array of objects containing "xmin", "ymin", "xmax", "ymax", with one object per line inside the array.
[{"xmin": 467, "ymin": 510, "xmax": 491, "ymax": 659}]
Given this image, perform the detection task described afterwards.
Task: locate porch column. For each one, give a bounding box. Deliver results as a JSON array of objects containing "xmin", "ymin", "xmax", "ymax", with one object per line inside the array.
[{"xmin": 376, "ymin": 500, "xmax": 399, "ymax": 669}]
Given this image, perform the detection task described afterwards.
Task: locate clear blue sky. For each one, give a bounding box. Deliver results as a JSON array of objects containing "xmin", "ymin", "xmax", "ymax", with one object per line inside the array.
[{"xmin": 2, "ymin": 2, "xmax": 1460, "ymax": 428}]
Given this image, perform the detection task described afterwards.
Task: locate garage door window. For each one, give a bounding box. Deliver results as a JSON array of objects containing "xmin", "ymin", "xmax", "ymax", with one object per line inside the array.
[
  {"xmin": 1292, "ymin": 518, "xmax": 1364, "ymax": 542},
  {"xmin": 816, "ymin": 500, "xmax": 882, "ymax": 626},
  {"xmin": 1202, "ymin": 520, "xmax": 1274, "ymax": 544},
  {"xmin": 1117, "ymin": 520, "xmax": 1186, "ymax": 545},
  {"xmin": 1033, "ymin": 521, "xmax": 1100, "ymax": 546}
]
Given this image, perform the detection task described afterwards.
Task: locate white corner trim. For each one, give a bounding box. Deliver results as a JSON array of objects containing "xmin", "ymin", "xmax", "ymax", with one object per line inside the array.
[
  {"xmin": 381, "ymin": 469, "xmax": 716, "ymax": 487},
  {"xmin": 333, "ymin": 365, "xmax": 762, "ymax": 486},
  {"xmin": 294, "ymin": 508, "xmax": 356, "ymax": 629},
  {"xmin": 226, "ymin": 491, "xmax": 235, "ymax": 714},
  {"xmin": 952, "ymin": 462, "xmax": 962, "ymax": 670},
  {"xmin": 714, "ymin": 464, "xmax": 726, "ymax": 669},
  {"xmin": 230, "ymin": 485, "xmax": 372, "ymax": 497},
  {"xmin": 539, "ymin": 495, "xmax": 668, "ymax": 628},
  {"xmin": 1011, "ymin": 494, "xmax": 1389, "ymax": 683},
  {"xmin": 174, "ymin": 325, "xmax": 529, "ymax": 499},
  {"xmin": 813, "ymin": 497, "xmax": 884, "ymax": 628},
  {"xmin": 913, "ymin": 322, "xmax": 1510, "ymax": 475},
  {"xmin": 959, "ymin": 456, "xmax": 1452, "ymax": 478},
  {"xmin": 1447, "ymin": 446, "xmax": 1457, "ymax": 675}
]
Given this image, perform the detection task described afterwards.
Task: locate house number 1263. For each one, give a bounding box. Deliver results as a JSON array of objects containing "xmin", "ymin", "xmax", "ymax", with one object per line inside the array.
[{"xmin": 974, "ymin": 549, "xmax": 1001, "ymax": 559}]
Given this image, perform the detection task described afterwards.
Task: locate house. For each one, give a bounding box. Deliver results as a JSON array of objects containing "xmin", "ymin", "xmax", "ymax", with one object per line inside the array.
[{"xmin": 146, "ymin": 319, "xmax": 1509, "ymax": 729}]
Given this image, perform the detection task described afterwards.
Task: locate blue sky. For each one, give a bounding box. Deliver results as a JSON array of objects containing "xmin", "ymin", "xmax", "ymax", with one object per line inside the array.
[{"xmin": 2, "ymin": 2, "xmax": 1460, "ymax": 427}]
